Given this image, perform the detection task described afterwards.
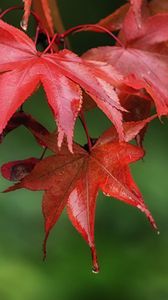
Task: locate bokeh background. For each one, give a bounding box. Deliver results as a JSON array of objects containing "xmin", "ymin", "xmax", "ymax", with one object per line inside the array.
[{"xmin": 0, "ymin": 1, "xmax": 168, "ymax": 299}]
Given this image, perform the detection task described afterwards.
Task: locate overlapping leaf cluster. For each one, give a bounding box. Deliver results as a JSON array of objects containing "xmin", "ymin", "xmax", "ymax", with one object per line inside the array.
[{"xmin": 0, "ymin": 0, "xmax": 167, "ymax": 272}]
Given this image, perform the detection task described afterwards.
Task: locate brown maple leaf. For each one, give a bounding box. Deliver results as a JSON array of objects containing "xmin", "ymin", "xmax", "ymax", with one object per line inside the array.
[{"xmin": 2, "ymin": 116, "xmax": 157, "ymax": 272}]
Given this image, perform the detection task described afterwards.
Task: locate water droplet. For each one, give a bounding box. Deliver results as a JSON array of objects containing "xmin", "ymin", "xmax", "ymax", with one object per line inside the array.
[
  {"xmin": 103, "ymin": 191, "xmax": 111, "ymax": 197},
  {"xmin": 92, "ymin": 267, "xmax": 99, "ymax": 274},
  {"xmin": 91, "ymin": 246, "xmax": 99, "ymax": 274},
  {"xmin": 20, "ymin": 19, "xmax": 27, "ymax": 31}
]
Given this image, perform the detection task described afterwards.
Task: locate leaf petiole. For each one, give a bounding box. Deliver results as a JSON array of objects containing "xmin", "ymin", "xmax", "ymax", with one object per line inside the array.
[{"xmin": 79, "ymin": 111, "xmax": 92, "ymax": 153}]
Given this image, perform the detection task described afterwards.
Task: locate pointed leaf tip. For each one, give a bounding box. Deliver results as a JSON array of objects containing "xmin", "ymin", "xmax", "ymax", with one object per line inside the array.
[
  {"xmin": 91, "ymin": 246, "xmax": 99, "ymax": 274},
  {"xmin": 137, "ymin": 204, "xmax": 158, "ymax": 231}
]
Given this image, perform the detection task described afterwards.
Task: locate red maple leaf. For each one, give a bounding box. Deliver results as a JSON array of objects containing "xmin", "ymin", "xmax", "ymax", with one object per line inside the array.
[
  {"xmin": 0, "ymin": 19, "xmax": 127, "ymax": 152},
  {"xmin": 3, "ymin": 116, "xmax": 157, "ymax": 272},
  {"xmin": 83, "ymin": 4, "xmax": 168, "ymax": 117}
]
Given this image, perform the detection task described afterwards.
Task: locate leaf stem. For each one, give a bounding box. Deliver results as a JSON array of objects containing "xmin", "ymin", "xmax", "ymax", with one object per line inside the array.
[
  {"xmin": 62, "ymin": 24, "xmax": 124, "ymax": 48},
  {"xmin": 0, "ymin": 5, "xmax": 22, "ymax": 19},
  {"xmin": 34, "ymin": 25, "xmax": 40, "ymax": 45},
  {"xmin": 43, "ymin": 20, "xmax": 125, "ymax": 53},
  {"xmin": 40, "ymin": 147, "xmax": 48, "ymax": 160},
  {"xmin": 43, "ymin": 32, "xmax": 57, "ymax": 54},
  {"xmin": 80, "ymin": 111, "xmax": 92, "ymax": 152}
]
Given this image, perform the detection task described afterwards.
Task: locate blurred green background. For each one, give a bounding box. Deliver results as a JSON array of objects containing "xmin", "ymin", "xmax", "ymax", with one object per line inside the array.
[{"xmin": 0, "ymin": 1, "xmax": 168, "ymax": 300}]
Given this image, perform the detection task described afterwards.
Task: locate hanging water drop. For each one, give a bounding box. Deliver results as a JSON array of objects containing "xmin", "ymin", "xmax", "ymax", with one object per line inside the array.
[
  {"xmin": 92, "ymin": 267, "xmax": 99, "ymax": 274},
  {"xmin": 20, "ymin": 19, "xmax": 27, "ymax": 31},
  {"xmin": 91, "ymin": 246, "xmax": 99, "ymax": 274}
]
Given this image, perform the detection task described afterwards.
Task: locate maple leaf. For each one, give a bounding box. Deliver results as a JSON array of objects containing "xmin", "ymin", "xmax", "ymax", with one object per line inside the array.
[
  {"xmin": 83, "ymin": 7, "xmax": 168, "ymax": 117},
  {"xmin": 3, "ymin": 116, "xmax": 157, "ymax": 272},
  {"xmin": 0, "ymin": 19, "xmax": 127, "ymax": 152}
]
